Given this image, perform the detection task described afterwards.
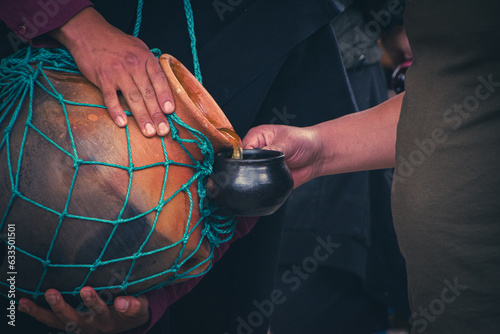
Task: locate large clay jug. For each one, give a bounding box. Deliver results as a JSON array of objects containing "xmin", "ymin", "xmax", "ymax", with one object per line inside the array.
[{"xmin": 0, "ymin": 54, "xmax": 235, "ymax": 305}]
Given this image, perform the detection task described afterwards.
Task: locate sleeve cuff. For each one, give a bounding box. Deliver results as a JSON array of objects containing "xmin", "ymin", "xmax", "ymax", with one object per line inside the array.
[{"xmin": 0, "ymin": 0, "xmax": 93, "ymax": 44}]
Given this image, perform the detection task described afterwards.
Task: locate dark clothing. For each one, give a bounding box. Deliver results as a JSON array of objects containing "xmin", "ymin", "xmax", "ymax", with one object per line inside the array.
[
  {"xmin": 270, "ymin": 267, "xmax": 388, "ymax": 334},
  {"xmin": 393, "ymin": 0, "xmax": 500, "ymax": 332},
  {"xmin": 270, "ymin": 59, "xmax": 406, "ymax": 334},
  {"xmin": 165, "ymin": 20, "xmax": 367, "ymax": 334},
  {"xmin": 165, "ymin": 206, "xmax": 288, "ymax": 334},
  {"xmin": 133, "ymin": 0, "xmax": 343, "ymax": 134},
  {"xmin": 270, "ymin": 1, "xmax": 410, "ymax": 331}
]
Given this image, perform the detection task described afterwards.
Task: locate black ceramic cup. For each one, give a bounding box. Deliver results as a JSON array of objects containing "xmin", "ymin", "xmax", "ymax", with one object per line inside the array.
[{"xmin": 206, "ymin": 149, "xmax": 294, "ymax": 216}]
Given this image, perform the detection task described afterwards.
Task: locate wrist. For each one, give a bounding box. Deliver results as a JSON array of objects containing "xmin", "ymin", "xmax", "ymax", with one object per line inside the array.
[
  {"xmin": 304, "ymin": 125, "xmax": 329, "ymax": 179},
  {"xmin": 312, "ymin": 115, "xmax": 362, "ymax": 176},
  {"xmin": 48, "ymin": 7, "xmax": 107, "ymax": 52}
]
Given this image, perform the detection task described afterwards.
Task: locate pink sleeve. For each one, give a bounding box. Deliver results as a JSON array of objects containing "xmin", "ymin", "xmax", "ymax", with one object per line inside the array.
[
  {"xmin": 126, "ymin": 216, "xmax": 258, "ymax": 334},
  {"xmin": 0, "ymin": 0, "xmax": 93, "ymax": 46}
]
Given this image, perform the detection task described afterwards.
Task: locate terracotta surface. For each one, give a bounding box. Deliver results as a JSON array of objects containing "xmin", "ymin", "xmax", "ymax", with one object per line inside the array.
[{"xmin": 0, "ymin": 55, "xmax": 234, "ymax": 303}]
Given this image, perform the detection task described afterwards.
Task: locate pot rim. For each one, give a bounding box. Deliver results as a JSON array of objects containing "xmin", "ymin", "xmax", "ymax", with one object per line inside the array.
[{"xmin": 215, "ymin": 148, "xmax": 285, "ymax": 163}]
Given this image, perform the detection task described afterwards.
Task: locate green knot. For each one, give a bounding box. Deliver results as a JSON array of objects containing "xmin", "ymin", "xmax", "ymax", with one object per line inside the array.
[
  {"xmin": 199, "ymin": 144, "xmax": 209, "ymax": 155},
  {"xmin": 200, "ymin": 208, "xmax": 211, "ymax": 218},
  {"xmin": 59, "ymin": 210, "xmax": 68, "ymax": 220},
  {"xmin": 114, "ymin": 218, "xmax": 126, "ymax": 225},
  {"xmin": 198, "ymin": 187, "xmax": 207, "ymax": 198},
  {"xmin": 73, "ymin": 158, "xmax": 83, "ymax": 169},
  {"xmin": 90, "ymin": 260, "xmax": 102, "ymax": 272},
  {"xmin": 199, "ymin": 164, "xmax": 212, "ymax": 176},
  {"xmin": 3, "ymin": 125, "xmax": 13, "ymax": 135}
]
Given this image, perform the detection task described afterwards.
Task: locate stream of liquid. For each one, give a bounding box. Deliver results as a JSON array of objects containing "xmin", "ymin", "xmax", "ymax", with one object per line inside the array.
[{"xmin": 217, "ymin": 128, "xmax": 243, "ymax": 159}]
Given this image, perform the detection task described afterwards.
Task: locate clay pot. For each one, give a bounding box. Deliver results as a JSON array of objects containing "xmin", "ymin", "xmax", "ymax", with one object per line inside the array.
[
  {"xmin": 208, "ymin": 149, "xmax": 293, "ymax": 216},
  {"xmin": 0, "ymin": 55, "xmax": 233, "ymax": 304}
]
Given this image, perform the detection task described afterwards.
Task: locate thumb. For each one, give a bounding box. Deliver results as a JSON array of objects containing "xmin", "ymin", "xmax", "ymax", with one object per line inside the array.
[
  {"xmin": 115, "ymin": 295, "xmax": 149, "ymax": 319},
  {"xmin": 261, "ymin": 144, "xmax": 283, "ymax": 153},
  {"xmin": 242, "ymin": 125, "xmax": 278, "ymax": 149}
]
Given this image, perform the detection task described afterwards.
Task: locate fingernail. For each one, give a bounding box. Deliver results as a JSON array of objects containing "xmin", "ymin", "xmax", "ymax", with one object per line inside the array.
[
  {"xmin": 46, "ymin": 294, "xmax": 57, "ymax": 305},
  {"xmin": 158, "ymin": 122, "xmax": 169, "ymax": 135},
  {"xmin": 145, "ymin": 123, "xmax": 155, "ymax": 136},
  {"xmin": 116, "ymin": 116, "xmax": 126, "ymax": 127},
  {"xmin": 19, "ymin": 302, "xmax": 30, "ymax": 313},
  {"xmin": 116, "ymin": 298, "xmax": 129, "ymax": 312},
  {"xmin": 82, "ymin": 290, "xmax": 92, "ymax": 302},
  {"xmin": 164, "ymin": 101, "xmax": 174, "ymax": 113}
]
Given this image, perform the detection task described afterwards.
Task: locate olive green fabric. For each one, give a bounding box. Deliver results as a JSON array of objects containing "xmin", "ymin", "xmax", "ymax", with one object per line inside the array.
[{"xmin": 392, "ymin": 1, "xmax": 500, "ymax": 332}]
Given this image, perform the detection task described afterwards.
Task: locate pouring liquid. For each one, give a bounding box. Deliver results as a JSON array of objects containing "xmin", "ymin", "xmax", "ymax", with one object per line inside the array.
[{"xmin": 218, "ymin": 128, "xmax": 243, "ymax": 159}]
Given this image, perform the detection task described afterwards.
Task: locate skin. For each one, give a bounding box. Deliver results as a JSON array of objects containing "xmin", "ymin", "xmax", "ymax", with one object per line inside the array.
[
  {"xmin": 49, "ymin": 7, "xmax": 176, "ymax": 137},
  {"xmin": 243, "ymin": 93, "xmax": 405, "ymax": 188},
  {"xmin": 19, "ymin": 288, "xmax": 149, "ymax": 334}
]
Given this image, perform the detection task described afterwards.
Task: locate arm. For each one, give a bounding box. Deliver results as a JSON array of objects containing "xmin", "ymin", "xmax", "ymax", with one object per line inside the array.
[
  {"xmin": 243, "ymin": 93, "xmax": 404, "ymax": 188},
  {"xmin": 0, "ymin": 2, "xmax": 176, "ymax": 137},
  {"xmin": 48, "ymin": 7, "xmax": 175, "ymax": 137}
]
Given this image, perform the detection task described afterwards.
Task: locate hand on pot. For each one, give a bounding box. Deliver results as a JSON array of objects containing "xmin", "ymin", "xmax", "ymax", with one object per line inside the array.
[
  {"xmin": 49, "ymin": 7, "xmax": 175, "ymax": 137},
  {"xmin": 242, "ymin": 124, "xmax": 324, "ymax": 188},
  {"xmin": 18, "ymin": 287, "xmax": 150, "ymax": 333}
]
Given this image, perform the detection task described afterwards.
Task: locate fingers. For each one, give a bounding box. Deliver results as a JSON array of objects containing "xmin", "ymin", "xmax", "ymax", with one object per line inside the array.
[
  {"xmin": 45, "ymin": 290, "xmax": 82, "ymax": 328},
  {"xmin": 18, "ymin": 292, "xmax": 78, "ymax": 330},
  {"xmin": 96, "ymin": 54, "xmax": 174, "ymax": 137},
  {"xmin": 242, "ymin": 125, "xmax": 277, "ymax": 149},
  {"xmin": 80, "ymin": 287, "xmax": 111, "ymax": 322},
  {"xmin": 133, "ymin": 59, "xmax": 171, "ymax": 136},
  {"xmin": 114, "ymin": 294, "xmax": 149, "ymax": 319},
  {"xmin": 101, "ymin": 82, "xmax": 128, "ymax": 128},
  {"xmin": 147, "ymin": 56, "xmax": 175, "ymax": 114},
  {"xmin": 110, "ymin": 71, "xmax": 156, "ymax": 137},
  {"xmin": 18, "ymin": 289, "xmax": 151, "ymax": 334}
]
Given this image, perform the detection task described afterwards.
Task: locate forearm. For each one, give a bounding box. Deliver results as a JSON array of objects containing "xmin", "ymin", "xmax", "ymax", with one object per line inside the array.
[
  {"xmin": 314, "ymin": 93, "xmax": 404, "ymax": 176},
  {"xmin": 48, "ymin": 7, "xmax": 113, "ymax": 52}
]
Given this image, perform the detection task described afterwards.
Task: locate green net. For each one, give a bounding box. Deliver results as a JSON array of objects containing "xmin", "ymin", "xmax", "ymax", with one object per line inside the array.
[{"xmin": 0, "ymin": 0, "xmax": 236, "ymax": 302}]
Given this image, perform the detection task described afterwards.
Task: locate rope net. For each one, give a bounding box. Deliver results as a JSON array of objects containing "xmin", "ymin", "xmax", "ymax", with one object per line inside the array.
[{"xmin": 0, "ymin": 46, "xmax": 236, "ymax": 302}]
